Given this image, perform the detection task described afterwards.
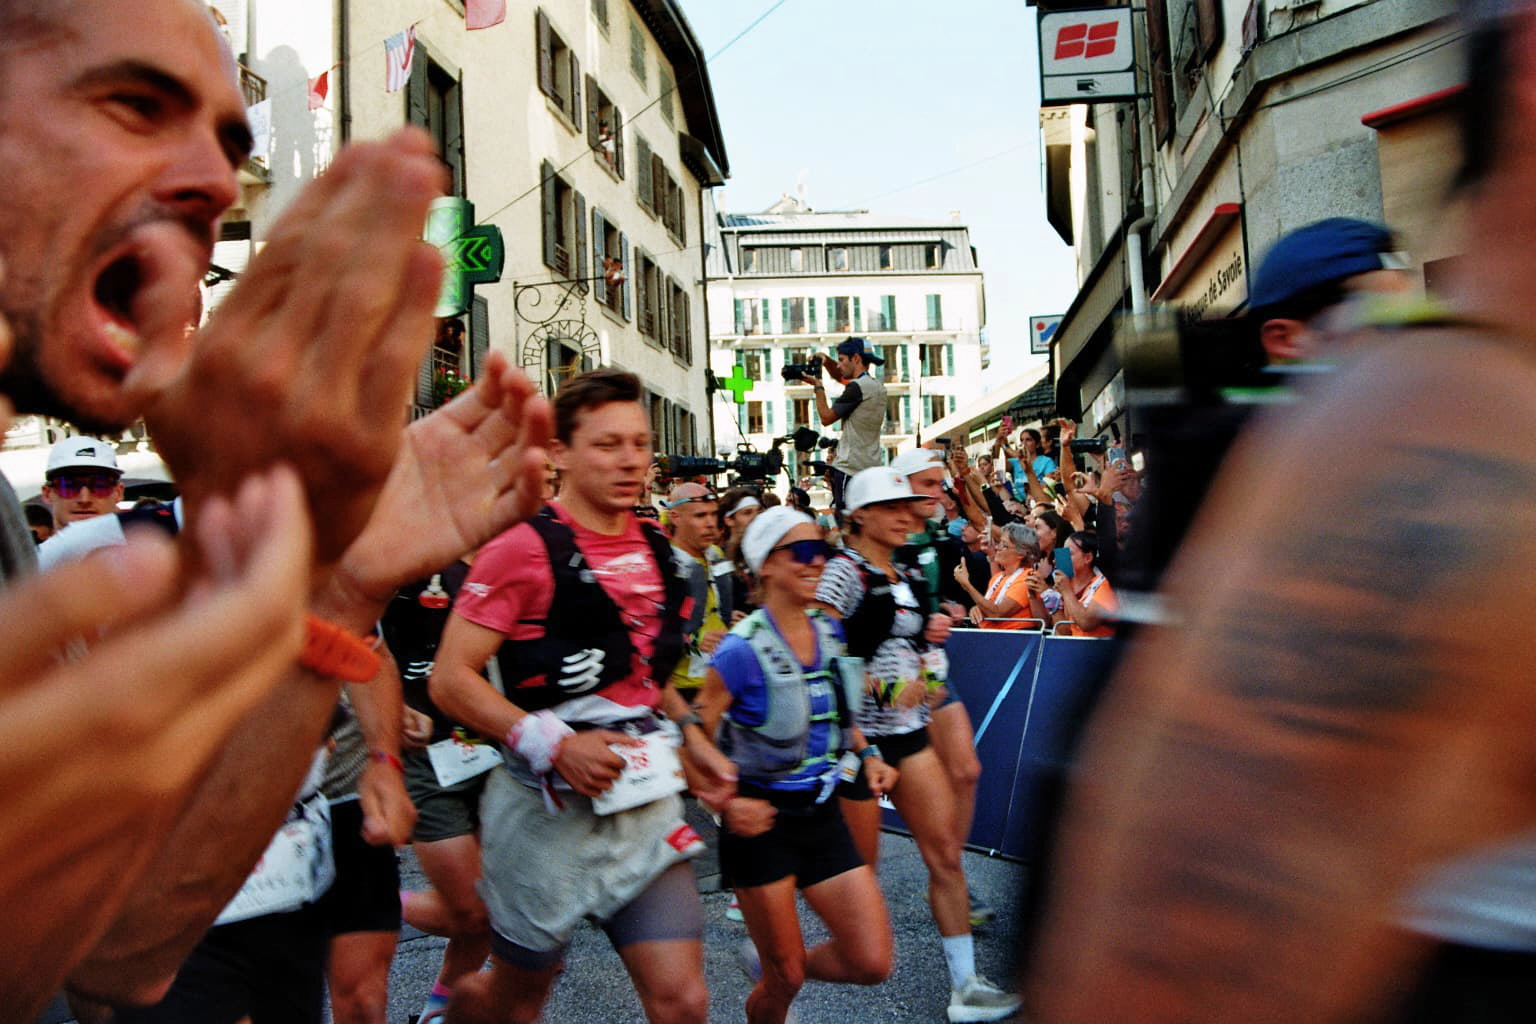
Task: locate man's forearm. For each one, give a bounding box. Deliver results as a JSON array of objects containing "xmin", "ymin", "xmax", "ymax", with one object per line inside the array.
[
  {"xmin": 812, "ymin": 386, "xmax": 838, "ymax": 427},
  {"xmin": 348, "ymin": 650, "xmax": 403, "ymax": 755},
  {"xmin": 69, "ymin": 667, "xmax": 343, "ymax": 1004}
]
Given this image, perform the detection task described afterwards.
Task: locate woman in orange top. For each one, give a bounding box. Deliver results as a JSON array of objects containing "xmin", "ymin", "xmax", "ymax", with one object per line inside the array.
[
  {"xmin": 1051, "ymin": 531, "xmax": 1117, "ymax": 638},
  {"xmin": 954, "ymin": 523, "xmax": 1051, "ymax": 629}
]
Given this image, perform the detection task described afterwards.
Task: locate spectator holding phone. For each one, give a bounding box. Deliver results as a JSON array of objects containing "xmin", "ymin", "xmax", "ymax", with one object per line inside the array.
[
  {"xmin": 1050, "ymin": 531, "xmax": 1117, "ymax": 637},
  {"xmin": 954, "ymin": 523, "xmax": 1053, "ymax": 629}
]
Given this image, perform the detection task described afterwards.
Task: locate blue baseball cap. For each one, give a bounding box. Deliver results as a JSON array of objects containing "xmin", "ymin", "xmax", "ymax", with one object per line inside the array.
[
  {"xmin": 835, "ymin": 337, "xmax": 884, "ymax": 365},
  {"xmin": 1249, "ymin": 218, "xmax": 1403, "ymax": 312}
]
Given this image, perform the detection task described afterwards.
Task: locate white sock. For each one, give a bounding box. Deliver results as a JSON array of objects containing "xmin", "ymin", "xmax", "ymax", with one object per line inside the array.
[{"xmin": 942, "ymin": 933, "xmax": 976, "ymax": 989}]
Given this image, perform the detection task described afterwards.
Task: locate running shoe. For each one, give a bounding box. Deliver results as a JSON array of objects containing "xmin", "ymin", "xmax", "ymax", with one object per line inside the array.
[
  {"xmin": 968, "ymin": 886, "xmax": 996, "ymax": 927},
  {"xmin": 737, "ymin": 938, "xmax": 762, "ymax": 982},
  {"xmin": 738, "ymin": 940, "xmax": 799, "ymax": 1022},
  {"xmin": 726, "ymin": 893, "xmax": 744, "ymax": 922},
  {"xmin": 947, "ymin": 975, "xmax": 1022, "ymax": 1022}
]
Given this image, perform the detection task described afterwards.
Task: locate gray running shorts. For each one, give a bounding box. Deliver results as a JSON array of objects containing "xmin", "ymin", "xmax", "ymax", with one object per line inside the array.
[{"xmin": 477, "ymin": 767, "xmax": 703, "ymax": 958}]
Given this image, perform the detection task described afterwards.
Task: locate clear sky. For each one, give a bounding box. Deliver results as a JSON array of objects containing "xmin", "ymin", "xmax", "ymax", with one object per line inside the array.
[{"xmin": 682, "ymin": 0, "xmax": 1078, "ymax": 388}]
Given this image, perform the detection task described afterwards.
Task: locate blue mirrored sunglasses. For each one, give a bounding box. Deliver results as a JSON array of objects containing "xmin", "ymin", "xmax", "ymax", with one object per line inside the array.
[{"xmin": 769, "ymin": 539, "xmax": 832, "ymax": 565}]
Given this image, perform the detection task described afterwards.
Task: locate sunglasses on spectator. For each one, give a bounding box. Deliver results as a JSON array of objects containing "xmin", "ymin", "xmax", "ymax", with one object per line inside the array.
[
  {"xmin": 47, "ymin": 473, "xmax": 120, "ymax": 498},
  {"xmin": 769, "ymin": 539, "xmax": 832, "ymax": 565}
]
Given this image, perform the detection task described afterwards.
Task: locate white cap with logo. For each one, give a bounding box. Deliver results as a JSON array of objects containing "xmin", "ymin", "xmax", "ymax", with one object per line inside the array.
[
  {"xmin": 843, "ymin": 466, "xmax": 928, "ymax": 514},
  {"xmin": 740, "ymin": 506, "xmax": 815, "ymax": 572},
  {"xmin": 45, "ymin": 437, "xmax": 121, "ymax": 476},
  {"xmin": 889, "ymin": 447, "xmax": 945, "ymax": 478}
]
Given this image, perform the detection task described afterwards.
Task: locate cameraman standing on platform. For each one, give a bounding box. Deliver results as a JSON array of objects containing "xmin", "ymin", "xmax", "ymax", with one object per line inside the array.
[{"xmin": 803, "ymin": 338, "xmax": 888, "ymax": 512}]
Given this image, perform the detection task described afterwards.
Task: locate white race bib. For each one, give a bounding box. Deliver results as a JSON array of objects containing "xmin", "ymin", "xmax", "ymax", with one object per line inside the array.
[
  {"xmin": 427, "ymin": 735, "xmax": 501, "ymax": 787},
  {"xmin": 215, "ymin": 793, "xmax": 334, "ymax": 926},
  {"xmin": 591, "ymin": 730, "xmax": 687, "ymax": 816}
]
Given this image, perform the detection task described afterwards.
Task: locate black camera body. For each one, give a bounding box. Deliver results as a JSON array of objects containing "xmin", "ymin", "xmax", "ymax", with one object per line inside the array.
[
  {"xmin": 656, "ymin": 444, "xmax": 784, "ymax": 483},
  {"xmin": 1068, "ymin": 438, "xmax": 1107, "ymax": 456},
  {"xmin": 781, "ymin": 361, "xmax": 822, "ymax": 382}
]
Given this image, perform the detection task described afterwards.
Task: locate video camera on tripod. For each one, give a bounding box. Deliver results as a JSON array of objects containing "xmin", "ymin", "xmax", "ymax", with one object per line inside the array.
[
  {"xmin": 655, "ymin": 444, "xmax": 784, "ymax": 483},
  {"xmin": 655, "ymin": 427, "xmax": 837, "ymax": 486}
]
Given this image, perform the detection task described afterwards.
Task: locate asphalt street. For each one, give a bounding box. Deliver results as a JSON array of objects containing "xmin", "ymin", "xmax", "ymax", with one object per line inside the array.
[{"xmin": 42, "ymin": 807, "xmax": 1027, "ymax": 1024}]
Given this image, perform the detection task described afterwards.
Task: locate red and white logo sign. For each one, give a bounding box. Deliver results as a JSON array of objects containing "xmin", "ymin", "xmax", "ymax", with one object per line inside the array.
[
  {"xmin": 1041, "ymin": 9, "xmax": 1133, "ymax": 73},
  {"xmin": 1039, "ymin": 7, "xmax": 1138, "ymax": 105},
  {"xmin": 1054, "ymin": 21, "xmax": 1120, "ymax": 61}
]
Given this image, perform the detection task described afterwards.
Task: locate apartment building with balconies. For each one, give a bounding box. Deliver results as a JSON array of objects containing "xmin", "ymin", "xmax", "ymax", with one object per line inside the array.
[{"xmin": 705, "ymin": 195, "xmax": 987, "ymax": 477}]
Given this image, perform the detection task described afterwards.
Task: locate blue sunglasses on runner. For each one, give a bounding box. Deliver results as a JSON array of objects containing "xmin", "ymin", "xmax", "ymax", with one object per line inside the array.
[{"xmin": 768, "ymin": 538, "xmax": 832, "ymax": 565}]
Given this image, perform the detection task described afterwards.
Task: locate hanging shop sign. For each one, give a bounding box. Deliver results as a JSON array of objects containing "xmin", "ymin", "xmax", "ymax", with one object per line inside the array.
[{"xmin": 1039, "ymin": 7, "xmax": 1141, "ymax": 106}]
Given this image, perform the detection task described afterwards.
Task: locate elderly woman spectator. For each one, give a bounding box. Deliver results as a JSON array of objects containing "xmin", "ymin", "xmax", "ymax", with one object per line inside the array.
[{"xmin": 953, "ymin": 523, "xmax": 1054, "ymax": 629}]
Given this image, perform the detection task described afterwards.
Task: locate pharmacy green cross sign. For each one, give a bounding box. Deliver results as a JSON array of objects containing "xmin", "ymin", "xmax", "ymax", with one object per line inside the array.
[
  {"xmin": 425, "ymin": 197, "xmax": 505, "ymax": 318},
  {"xmin": 719, "ymin": 365, "xmax": 754, "ymax": 404}
]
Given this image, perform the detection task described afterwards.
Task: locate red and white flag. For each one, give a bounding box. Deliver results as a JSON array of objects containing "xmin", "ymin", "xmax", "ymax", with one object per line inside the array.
[
  {"xmin": 466, "ymin": 0, "xmax": 506, "ymax": 30},
  {"xmin": 384, "ymin": 26, "xmax": 416, "ymax": 93},
  {"xmin": 307, "ymin": 70, "xmax": 329, "ymax": 111}
]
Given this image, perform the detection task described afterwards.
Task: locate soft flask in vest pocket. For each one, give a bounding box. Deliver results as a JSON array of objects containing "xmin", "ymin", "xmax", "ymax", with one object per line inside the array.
[{"xmin": 834, "ymin": 656, "xmax": 868, "ymax": 716}]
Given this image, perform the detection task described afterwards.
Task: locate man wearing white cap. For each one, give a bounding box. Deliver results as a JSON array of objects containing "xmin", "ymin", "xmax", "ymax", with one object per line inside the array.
[
  {"xmin": 889, "ymin": 447, "xmax": 991, "ymax": 927},
  {"xmin": 40, "ymin": 436, "xmax": 123, "ymax": 530}
]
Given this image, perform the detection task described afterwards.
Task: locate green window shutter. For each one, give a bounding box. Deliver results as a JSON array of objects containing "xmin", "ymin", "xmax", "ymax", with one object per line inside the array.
[
  {"xmin": 540, "ymin": 160, "xmax": 557, "ymax": 270},
  {"xmin": 763, "ymin": 348, "xmax": 773, "ymax": 377},
  {"xmin": 825, "ymin": 297, "xmax": 834, "ymax": 330},
  {"xmin": 808, "ymin": 297, "xmax": 817, "ymax": 333},
  {"xmin": 948, "ymin": 396, "xmax": 957, "ymax": 415},
  {"xmin": 613, "ymin": 106, "xmax": 625, "ymax": 179},
  {"xmin": 573, "ymin": 190, "xmax": 587, "ymax": 292},
  {"xmin": 619, "ymin": 232, "xmax": 631, "ymax": 320},
  {"xmin": 767, "ymin": 402, "xmax": 775, "ymax": 435},
  {"xmin": 882, "ymin": 295, "xmax": 896, "ymax": 331},
  {"xmin": 945, "ymin": 344, "xmax": 954, "ymax": 376},
  {"xmin": 899, "ymin": 344, "xmax": 909, "ymax": 380},
  {"xmin": 734, "ymin": 299, "xmax": 745, "ymax": 335},
  {"xmin": 901, "ymin": 395, "xmax": 911, "ymax": 432},
  {"xmin": 738, "ymin": 403, "xmax": 747, "ymax": 432},
  {"xmin": 469, "ymin": 294, "xmax": 490, "ymax": 379},
  {"xmin": 927, "ymin": 294, "xmax": 943, "ymax": 330},
  {"xmin": 637, "ymin": 137, "xmax": 653, "ymax": 211},
  {"xmin": 761, "ymin": 300, "xmax": 770, "ymax": 331},
  {"xmin": 853, "ymin": 297, "xmax": 862, "ymax": 332},
  {"xmin": 781, "ymin": 298, "xmax": 790, "ymax": 334},
  {"xmin": 585, "ymin": 75, "xmax": 599, "ymax": 150}
]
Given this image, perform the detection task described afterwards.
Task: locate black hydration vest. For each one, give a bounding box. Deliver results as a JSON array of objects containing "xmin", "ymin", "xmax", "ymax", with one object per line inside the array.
[
  {"xmin": 492, "ymin": 507, "xmax": 688, "ymax": 713},
  {"xmin": 835, "ymin": 552, "xmax": 932, "ymax": 661}
]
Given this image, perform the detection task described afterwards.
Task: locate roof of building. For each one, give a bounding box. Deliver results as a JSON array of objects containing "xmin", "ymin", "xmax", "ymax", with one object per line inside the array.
[
  {"xmin": 629, "ymin": 0, "xmax": 729, "ymax": 182},
  {"xmin": 916, "ymin": 371, "xmax": 1055, "ymax": 446},
  {"xmin": 722, "ymin": 208, "xmax": 966, "ymax": 233}
]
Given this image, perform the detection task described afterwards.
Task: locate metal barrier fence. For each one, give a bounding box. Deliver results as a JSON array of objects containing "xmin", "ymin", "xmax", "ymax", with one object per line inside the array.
[{"xmin": 878, "ymin": 627, "xmax": 1120, "ymax": 860}]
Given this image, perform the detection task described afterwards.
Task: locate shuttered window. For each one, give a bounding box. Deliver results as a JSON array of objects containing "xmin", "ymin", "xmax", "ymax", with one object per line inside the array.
[
  {"xmin": 585, "ymin": 77, "xmax": 624, "ymax": 178},
  {"xmin": 636, "ymin": 136, "xmax": 654, "ymax": 213},
  {"xmin": 629, "ymin": 19, "xmax": 647, "ymax": 84},
  {"xmin": 535, "ymin": 9, "xmax": 581, "ymax": 129},
  {"xmin": 1146, "ymin": 0, "xmax": 1174, "ymax": 145}
]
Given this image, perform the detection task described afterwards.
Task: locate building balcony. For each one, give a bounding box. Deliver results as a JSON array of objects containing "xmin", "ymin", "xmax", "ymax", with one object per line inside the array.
[{"xmin": 237, "ymin": 64, "xmax": 270, "ymax": 185}]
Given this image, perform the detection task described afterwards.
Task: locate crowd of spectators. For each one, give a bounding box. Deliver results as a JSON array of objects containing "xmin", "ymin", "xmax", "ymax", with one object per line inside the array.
[{"xmin": 653, "ymin": 412, "xmax": 1132, "ymax": 638}]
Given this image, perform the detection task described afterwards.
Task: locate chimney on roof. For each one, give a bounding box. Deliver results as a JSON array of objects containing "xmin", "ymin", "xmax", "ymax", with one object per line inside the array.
[{"xmin": 950, "ymin": 210, "xmax": 962, "ymax": 225}]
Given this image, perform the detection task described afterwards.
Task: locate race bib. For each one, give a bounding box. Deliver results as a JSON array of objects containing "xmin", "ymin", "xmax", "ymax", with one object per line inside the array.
[
  {"xmin": 428, "ymin": 735, "xmax": 502, "ymax": 787},
  {"xmin": 215, "ymin": 793, "xmax": 334, "ymax": 926},
  {"xmin": 591, "ymin": 730, "xmax": 687, "ymax": 816}
]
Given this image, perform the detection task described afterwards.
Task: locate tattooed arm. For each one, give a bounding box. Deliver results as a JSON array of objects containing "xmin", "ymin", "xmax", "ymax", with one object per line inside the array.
[{"xmin": 1028, "ymin": 337, "xmax": 1536, "ymax": 1024}]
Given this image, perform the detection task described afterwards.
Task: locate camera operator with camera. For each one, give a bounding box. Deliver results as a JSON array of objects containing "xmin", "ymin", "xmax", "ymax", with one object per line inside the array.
[{"xmin": 798, "ymin": 338, "xmax": 888, "ymax": 512}]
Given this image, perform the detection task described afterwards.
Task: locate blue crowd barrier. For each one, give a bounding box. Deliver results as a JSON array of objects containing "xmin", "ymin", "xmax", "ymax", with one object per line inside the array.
[{"xmin": 879, "ymin": 629, "xmax": 1119, "ymax": 861}]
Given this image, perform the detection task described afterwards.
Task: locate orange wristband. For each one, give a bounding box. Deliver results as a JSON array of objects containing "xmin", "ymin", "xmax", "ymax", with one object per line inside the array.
[{"xmin": 300, "ymin": 614, "xmax": 382, "ymax": 682}]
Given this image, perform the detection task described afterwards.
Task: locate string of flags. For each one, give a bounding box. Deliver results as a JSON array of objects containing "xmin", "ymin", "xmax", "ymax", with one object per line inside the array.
[
  {"xmin": 286, "ymin": 0, "xmax": 507, "ymax": 112},
  {"xmin": 242, "ymin": 1, "xmax": 507, "ymax": 197}
]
